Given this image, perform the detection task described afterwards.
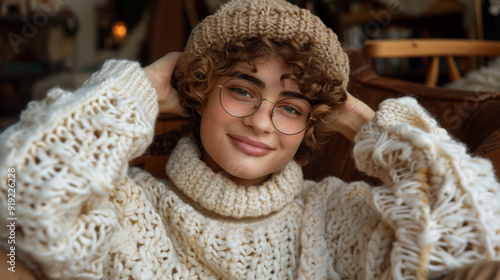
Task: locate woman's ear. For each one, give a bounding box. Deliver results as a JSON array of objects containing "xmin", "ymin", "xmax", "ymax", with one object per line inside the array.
[{"xmin": 196, "ymin": 105, "xmax": 203, "ymax": 116}]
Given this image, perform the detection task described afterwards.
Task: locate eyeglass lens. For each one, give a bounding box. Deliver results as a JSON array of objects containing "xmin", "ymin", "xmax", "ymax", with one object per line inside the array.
[{"xmin": 219, "ymin": 78, "xmax": 311, "ymax": 135}]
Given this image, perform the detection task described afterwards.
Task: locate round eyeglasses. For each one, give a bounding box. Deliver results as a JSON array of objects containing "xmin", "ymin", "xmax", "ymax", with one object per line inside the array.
[{"xmin": 218, "ymin": 78, "xmax": 313, "ymax": 135}]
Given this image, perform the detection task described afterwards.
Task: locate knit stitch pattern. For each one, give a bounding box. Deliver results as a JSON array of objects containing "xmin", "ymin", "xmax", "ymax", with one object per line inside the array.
[
  {"xmin": 1, "ymin": 61, "xmax": 499, "ymax": 279},
  {"xmin": 355, "ymin": 98, "xmax": 500, "ymax": 279}
]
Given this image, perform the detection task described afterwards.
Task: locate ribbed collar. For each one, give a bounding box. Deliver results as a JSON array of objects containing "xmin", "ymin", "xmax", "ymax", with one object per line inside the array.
[{"xmin": 166, "ymin": 137, "xmax": 304, "ymax": 219}]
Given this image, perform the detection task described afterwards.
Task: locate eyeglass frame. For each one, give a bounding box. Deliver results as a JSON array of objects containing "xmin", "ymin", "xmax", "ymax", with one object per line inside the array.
[{"xmin": 217, "ymin": 78, "xmax": 314, "ymax": 135}]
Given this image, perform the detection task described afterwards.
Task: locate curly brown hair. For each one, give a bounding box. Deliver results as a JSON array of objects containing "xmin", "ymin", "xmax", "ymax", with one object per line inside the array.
[{"xmin": 174, "ymin": 35, "xmax": 347, "ymax": 165}]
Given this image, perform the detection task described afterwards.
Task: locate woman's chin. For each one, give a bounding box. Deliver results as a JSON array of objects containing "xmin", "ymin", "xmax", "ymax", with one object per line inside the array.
[{"xmin": 227, "ymin": 172, "xmax": 272, "ymax": 186}]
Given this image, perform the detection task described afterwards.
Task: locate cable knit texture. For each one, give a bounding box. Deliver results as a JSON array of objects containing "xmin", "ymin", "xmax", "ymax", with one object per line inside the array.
[{"xmin": 1, "ymin": 61, "xmax": 500, "ymax": 280}]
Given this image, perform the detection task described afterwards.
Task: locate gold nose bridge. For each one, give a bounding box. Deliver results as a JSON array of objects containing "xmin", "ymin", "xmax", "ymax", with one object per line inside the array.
[
  {"xmin": 261, "ymin": 98, "xmax": 276, "ymax": 105},
  {"xmin": 260, "ymin": 99, "xmax": 277, "ymax": 117}
]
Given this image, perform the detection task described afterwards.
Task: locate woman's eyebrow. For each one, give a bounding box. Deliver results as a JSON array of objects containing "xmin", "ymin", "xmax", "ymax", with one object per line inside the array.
[
  {"xmin": 232, "ymin": 72, "xmax": 312, "ymax": 104},
  {"xmin": 281, "ymin": 90, "xmax": 307, "ymax": 100},
  {"xmin": 235, "ymin": 73, "xmax": 265, "ymax": 88}
]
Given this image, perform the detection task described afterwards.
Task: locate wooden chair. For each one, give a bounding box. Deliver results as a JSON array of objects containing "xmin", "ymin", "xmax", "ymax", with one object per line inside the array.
[{"xmin": 364, "ymin": 39, "xmax": 500, "ymax": 87}]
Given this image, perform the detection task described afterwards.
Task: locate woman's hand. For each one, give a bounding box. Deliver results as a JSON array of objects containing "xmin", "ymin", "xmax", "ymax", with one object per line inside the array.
[
  {"xmin": 143, "ymin": 52, "xmax": 187, "ymax": 115},
  {"xmin": 332, "ymin": 92, "xmax": 375, "ymax": 142}
]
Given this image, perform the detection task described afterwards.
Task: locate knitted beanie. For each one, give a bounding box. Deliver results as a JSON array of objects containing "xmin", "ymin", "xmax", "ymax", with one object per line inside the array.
[{"xmin": 175, "ymin": 0, "xmax": 349, "ymax": 89}]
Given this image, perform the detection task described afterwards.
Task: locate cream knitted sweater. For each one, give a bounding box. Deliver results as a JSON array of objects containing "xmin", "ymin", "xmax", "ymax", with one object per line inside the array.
[{"xmin": 1, "ymin": 60, "xmax": 499, "ymax": 280}]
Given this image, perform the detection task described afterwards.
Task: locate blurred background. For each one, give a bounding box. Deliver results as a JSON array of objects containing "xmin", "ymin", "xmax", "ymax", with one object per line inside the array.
[{"xmin": 0, "ymin": 0, "xmax": 499, "ymax": 130}]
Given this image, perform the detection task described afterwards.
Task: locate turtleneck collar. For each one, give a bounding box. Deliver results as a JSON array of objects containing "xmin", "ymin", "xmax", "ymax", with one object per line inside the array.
[{"xmin": 166, "ymin": 137, "xmax": 304, "ymax": 219}]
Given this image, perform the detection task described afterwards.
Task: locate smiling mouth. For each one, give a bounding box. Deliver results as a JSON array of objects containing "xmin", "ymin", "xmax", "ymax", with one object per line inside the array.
[{"xmin": 228, "ymin": 134, "xmax": 274, "ymax": 156}]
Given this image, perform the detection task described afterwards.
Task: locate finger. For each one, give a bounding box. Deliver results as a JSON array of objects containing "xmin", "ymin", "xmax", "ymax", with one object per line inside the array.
[
  {"xmin": 160, "ymin": 52, "xmax": 182, "ymax": 74},
  {"xmin": 343, "ymin": 92, "xmax": 358, "ymax": 112}
]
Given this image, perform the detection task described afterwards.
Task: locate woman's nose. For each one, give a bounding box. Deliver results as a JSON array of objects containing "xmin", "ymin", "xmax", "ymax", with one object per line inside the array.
[{"xmin": 242, "ymin": 100, "xmax": 275, "ymax": 134}]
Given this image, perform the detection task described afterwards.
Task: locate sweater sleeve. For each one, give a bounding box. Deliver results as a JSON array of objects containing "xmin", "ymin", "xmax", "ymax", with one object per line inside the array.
[
  {"xmin": 0, "ymin": 60, "xmax": 158, "ymax": 278},
  {"xmin": 353, "ymin": 97, "xmax": 500, "ymax": 279}
]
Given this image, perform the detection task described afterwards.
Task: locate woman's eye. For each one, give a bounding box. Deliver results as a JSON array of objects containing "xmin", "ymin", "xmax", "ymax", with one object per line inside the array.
[
  {"xmin": 233, "ymin": 88, "xmax": 252, "ymax": 98},
  {"xmin": 282, "ymin": 105, "xmax": 300, "ymax": 115}
]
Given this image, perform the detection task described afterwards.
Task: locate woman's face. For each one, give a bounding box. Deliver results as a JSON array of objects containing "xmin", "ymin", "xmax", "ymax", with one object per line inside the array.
[{"xmin": 198, "ymin": 57, "xmax": 308, "ymax": 186}]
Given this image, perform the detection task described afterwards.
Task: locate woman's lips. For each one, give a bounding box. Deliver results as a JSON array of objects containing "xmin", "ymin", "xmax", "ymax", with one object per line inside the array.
[{"xmin": 228, "ymin": 134, "xmax": 274, "ymax": 156}]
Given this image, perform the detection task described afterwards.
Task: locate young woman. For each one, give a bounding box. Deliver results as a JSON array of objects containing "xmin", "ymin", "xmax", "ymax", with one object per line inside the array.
[{"xmin": 1, "ymin": 0, "xmax": 499, "ymax": 279}]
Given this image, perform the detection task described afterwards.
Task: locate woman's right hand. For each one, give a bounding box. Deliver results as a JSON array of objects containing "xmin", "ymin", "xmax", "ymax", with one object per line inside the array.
[{"xmin": 143, "ymin": 52, "xmax": 187, "ymax": 115}]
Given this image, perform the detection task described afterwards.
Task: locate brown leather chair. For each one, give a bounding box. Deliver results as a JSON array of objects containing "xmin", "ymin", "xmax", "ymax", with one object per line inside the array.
[{"xmin": 303, "ymin": 45, "xmax": 500, "ymax": 183}]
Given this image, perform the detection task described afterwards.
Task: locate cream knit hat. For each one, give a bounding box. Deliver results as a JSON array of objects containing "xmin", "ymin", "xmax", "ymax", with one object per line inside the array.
[{"xmin": 176, "ymin": 0, "xmax": 349, "ymax": 88}]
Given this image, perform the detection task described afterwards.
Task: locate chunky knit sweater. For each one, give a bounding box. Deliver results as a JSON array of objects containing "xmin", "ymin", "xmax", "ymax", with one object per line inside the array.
[{"xmin": 1, "ymin": 60, "xmax": 500, "ymax": 280}]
